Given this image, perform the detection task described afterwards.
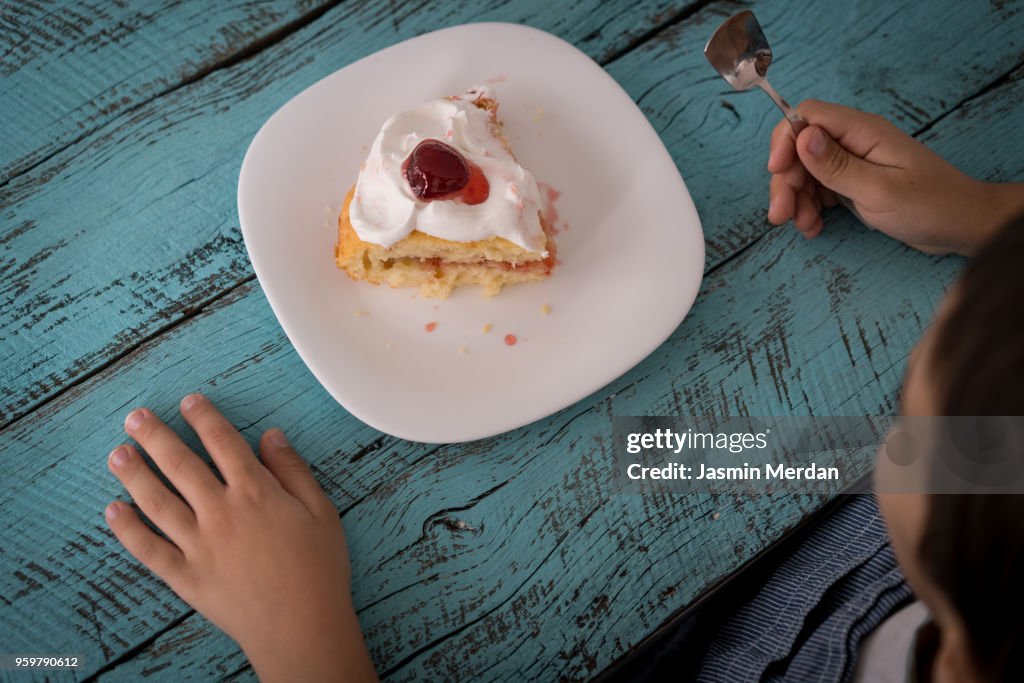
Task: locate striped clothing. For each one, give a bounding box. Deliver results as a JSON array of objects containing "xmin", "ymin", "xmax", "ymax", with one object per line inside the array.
[{"xmin": 698, "ymin": 495, "xmax": 913, "ymax": 682}]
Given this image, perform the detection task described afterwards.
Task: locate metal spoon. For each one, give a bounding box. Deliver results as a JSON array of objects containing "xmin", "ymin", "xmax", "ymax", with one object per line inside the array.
[
  {"xmin": 705, "ymin": 10, "xmax": 863, "ymax": 220},
  {"xmin": 704, "ymin": 10, "xmax": 807, "ymax": 134}
]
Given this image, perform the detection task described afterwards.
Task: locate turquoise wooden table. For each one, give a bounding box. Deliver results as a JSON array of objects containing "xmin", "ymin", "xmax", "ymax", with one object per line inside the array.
[{"xmin": 2, "ymin": 1, "xmax": 1022, "ymax": 680}]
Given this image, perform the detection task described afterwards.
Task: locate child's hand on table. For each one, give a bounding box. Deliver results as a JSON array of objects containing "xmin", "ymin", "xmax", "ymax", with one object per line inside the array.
[
  {"xmin": 767, "ymin": 99, "xmax": 1022, "ymax": 255},
  {"xmin": 105, "ymin": 393, "xmax": 377, "ymax": 683}
]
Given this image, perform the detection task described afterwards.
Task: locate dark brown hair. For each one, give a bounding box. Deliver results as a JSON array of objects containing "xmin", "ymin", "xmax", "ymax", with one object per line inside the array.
[{"xmin": 919, "ymin": 214, "xmax": 1024, "ymax": 682}]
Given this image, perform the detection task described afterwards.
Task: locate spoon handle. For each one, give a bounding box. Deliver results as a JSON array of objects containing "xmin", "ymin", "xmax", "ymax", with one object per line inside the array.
[{"xmin": 758, "ymin": 80, "xmax": 806, "ymax": 134}]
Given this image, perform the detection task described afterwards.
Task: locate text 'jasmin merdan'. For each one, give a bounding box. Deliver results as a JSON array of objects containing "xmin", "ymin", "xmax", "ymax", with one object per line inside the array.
[
  {"xmin": 626, "ymin": 462, "xmax": 840, "ymax": 481},
  {"xmin": 625, "ymin": 428, "xmax": 769, "ymax": 455}
]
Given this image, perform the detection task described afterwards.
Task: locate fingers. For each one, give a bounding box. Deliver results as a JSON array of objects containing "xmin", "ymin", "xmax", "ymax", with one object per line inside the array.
[
  {"xmin": 126, "ymin": 408, "xmax": 224, "ymax": 504},
  {"xmin": 768, "ymin": 174, "xmax": 794, "ymax": 225},
  {"xmin": 770, "ymin": 100, "xmax": 904, "ymax": 230},
  {"xmin": 794, "ymin": 191, "xmax": 823, "ymax": 238},
  {"xmin": 795, "ymin": 125, "xmax": 892, "ymax": 202},
  {"xmin": 767, "ymin": 117, "xmax": 798, "ymax": 173},
  {"xmin": 259, "ymin": 429, "xmax": 334, "ymax": 516},
  {"xmin": 105, "ymin": 500, "xmax": 185, "ymax": 580},
  {"xmin": 768, "ymin": 161, "xmax": 807, "ymax": 225},
  {"xmin": 179, "ymin": 394, "xmax": 267, "ymax": 486},
  {"xmin": 108, "ymin": 444, "xmax": 196, "ymax": 544},
  {"xmin": 767, "ymin": 118, "xmax": 801, "ymax": 224}
]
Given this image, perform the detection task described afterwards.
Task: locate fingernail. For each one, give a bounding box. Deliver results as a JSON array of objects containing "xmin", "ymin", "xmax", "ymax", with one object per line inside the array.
[
  {"xmin": 268, "ymin": 428, "xmax": 289, "ymax": 447},
  {"xmin": 125, "ymin": 409, "xmax": 146, "ymax": 432},
  {"xmin": 808, "ymin": 127, "xmax": 828, "ymax": 157},
  {"xmin": 105, "ymin": 502, "xmax": 120, "ymax": 521},
  {"xmin": 109, "ymin": 446, "xmax": 130, "ymax": 468},
  {"xmin": 181, "ymin": 393, "xmax": 201, "ymax": 412}
]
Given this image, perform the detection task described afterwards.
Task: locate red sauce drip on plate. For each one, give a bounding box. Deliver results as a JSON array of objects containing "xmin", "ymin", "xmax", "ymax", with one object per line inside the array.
[
  {"xmin": 504, "ymin": 334, "xmax": 517, "ymax": 346},
  {"xmin": 424, "ymin": 322, "xmax": 437, "ymax": 332}
]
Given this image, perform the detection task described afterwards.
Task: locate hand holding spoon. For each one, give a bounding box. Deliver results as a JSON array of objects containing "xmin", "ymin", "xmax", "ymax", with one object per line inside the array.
[{"xmin": 705, "ymin": 10, "xmax": 864, "ymax": 222}]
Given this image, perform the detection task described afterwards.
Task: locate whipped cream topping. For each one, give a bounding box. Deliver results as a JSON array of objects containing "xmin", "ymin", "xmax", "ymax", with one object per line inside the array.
[{"xmin": 349, "ymin": 87, "xmax": 546, "ymax": 253}]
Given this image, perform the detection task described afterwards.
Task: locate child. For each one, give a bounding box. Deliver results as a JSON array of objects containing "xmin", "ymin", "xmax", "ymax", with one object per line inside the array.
[
  {"xmin": 694, "ymin": 101, "xmax": 1024, "ymax": 682},
  {"xmin": 876, "ymin": 231, "xmax": 1024, "ymax": 681},
  {"xmin": 104, "ymin": 101, "xmax": 1023, "ymax": 681}
]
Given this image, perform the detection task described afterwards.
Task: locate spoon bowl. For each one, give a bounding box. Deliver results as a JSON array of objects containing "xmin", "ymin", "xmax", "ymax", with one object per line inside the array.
[
  {"xmin": 704, "ymin": 10, "xmax": 774, "ymax": 92},
  {"xmin": 705, "ymin": 10, "xmax": 805, "ymax": 132}
]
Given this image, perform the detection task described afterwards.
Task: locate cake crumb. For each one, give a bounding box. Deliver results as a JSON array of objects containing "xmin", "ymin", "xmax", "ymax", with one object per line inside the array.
[
  {"xmin": 541, "ymin": 304, "xmax": 551, "ymax": 315},
  {"xmin": 482, "ymin": 323, "xmax": 493, "ymax": 334},
  {"xmin": 424, "ymin": 322, "xmax": 437, "ymax": 333},
  {"xmin": 504, "ymin": 334, "xmax": 517, "ymax": 346},
  {"xmin": 711, "ymin": 512, "xmax": 721, "ymax": 521},
  {"xmin": 458, "ymin": 346, "xmax": 468, "ymax": 355},
  {"xmin": 353, "ymin": 309, "xmax": 369, "ymax": 318},
  {"xmin": 534, "ymin": 107, "xmax": 545, "ymax": 121}
]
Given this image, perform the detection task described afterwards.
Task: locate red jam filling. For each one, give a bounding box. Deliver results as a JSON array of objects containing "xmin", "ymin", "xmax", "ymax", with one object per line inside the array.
[{"xmin": 403, "ymin": 139, "xmax": 489, "ymax": 204}]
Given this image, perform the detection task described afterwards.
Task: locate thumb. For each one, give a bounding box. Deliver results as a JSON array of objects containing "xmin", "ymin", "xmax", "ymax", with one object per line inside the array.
[
  {"xmin": 796, "ymin": 125, "xmax": 886, "ymax": 201},
  {"xmin": 259, "ymin": 428, "xmax": 333, "ymax": 515}
]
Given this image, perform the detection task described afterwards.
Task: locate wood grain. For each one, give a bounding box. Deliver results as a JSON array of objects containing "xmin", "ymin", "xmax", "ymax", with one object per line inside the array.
[
  {"xmin": 2, "ymin": 61, "xmax": 1021, "ymax": 680},
  {"xmin": 0, "ymin": 0, "xmax": 332, "ymax": 185},
  {"xmin": 0, "ymin": 0, "xmax": 694, "ymax": 429},
  {"xmin": 0, "ymin": 0, "xmax": 695, "ymax": 185},
  {"xmin": 2, "ymin": 0, "xmax": 1021, "ymax": 433}
]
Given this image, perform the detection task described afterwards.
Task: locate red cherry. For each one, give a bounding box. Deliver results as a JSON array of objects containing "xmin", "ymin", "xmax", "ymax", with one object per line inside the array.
[
  {"xmin": 404, "ymin": 139, "xmax": 469, "ymax": 200},
  {"xmin": 403, "ymin": 139, "xmax": 489, "ymax": 205}
]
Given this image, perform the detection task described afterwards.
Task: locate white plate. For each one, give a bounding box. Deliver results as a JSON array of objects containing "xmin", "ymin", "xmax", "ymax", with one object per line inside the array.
[{"xmin": 238, "ymin": 23, "xmax": 704, "ymax": 443}]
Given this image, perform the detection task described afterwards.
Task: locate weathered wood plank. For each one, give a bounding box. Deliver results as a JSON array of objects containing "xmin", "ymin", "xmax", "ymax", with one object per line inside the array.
[
  {"xmin": 0, "ymin": 0, "xmax": 333, "ymax": 185},
  {"xmin": 4, "ymin": 62, "xmax": 1020, "ymax": 680},
  {"xmin": 2, "ymin": 0, "xmax": 1021, "ymax": 433},
  {"xmin": 0, "ymin": 0, "xmax": 693, "ymax": 427}
]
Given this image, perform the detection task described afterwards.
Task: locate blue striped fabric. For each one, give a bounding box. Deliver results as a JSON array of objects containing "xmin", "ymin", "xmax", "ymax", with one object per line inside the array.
[{"xmin": 698, "ymin": 495, "xmax": 913, "ymax": 683}]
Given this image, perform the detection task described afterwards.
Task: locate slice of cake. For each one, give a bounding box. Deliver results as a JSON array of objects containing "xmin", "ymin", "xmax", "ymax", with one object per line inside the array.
[{"xmin": 336, "ymin": 86, "xmax": 557, "ymax": 298}]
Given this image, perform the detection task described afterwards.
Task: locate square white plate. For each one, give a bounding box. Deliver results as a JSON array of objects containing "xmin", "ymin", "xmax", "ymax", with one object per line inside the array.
[{"xmin": 238, "ymin": 23, "xmax": 704, "ymax": 443}]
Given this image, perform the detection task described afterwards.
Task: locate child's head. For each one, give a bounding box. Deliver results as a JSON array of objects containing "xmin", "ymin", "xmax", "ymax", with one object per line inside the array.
[{"xmin": 879, "ymin": 215, "xmax": 1024, "ymax": 682}]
